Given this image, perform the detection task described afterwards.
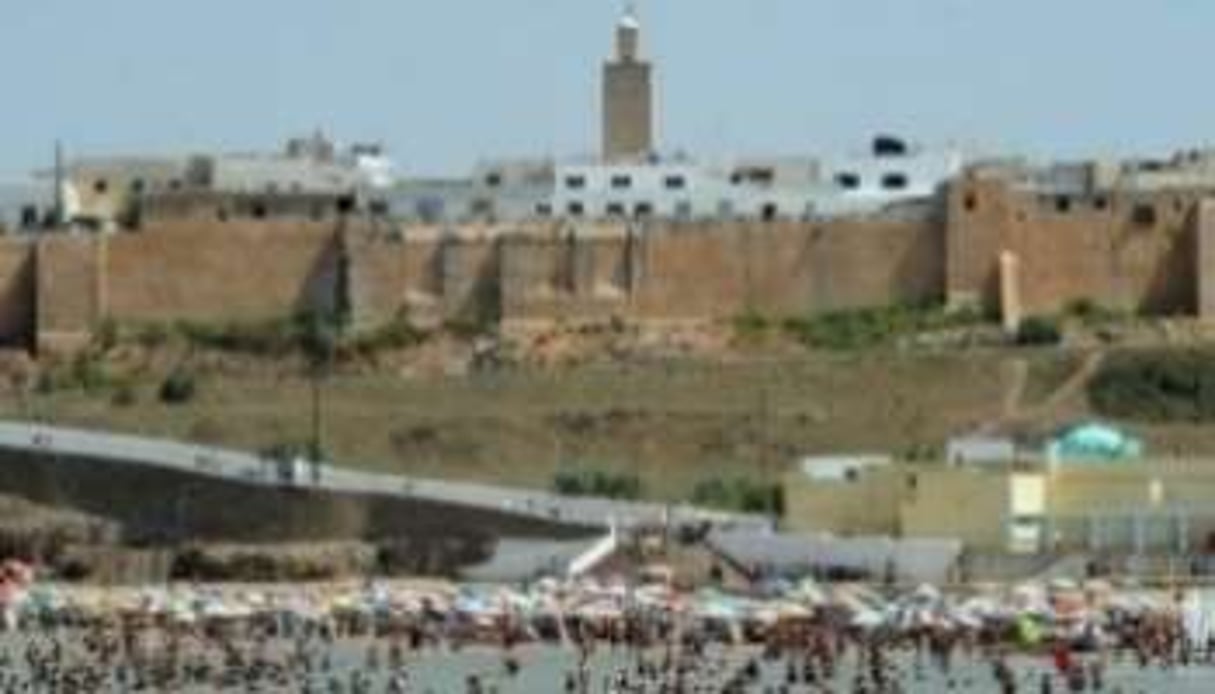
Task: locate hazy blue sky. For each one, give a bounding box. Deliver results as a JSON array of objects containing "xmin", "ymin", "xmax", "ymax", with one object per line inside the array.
[{"xmin": 3, "ymin": 0, "xmax": 1213, "ymax": 175}]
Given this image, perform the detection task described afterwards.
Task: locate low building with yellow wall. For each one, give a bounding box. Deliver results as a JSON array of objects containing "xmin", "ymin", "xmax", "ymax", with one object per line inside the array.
[{"xmin": 785, "ymin": 458, "xmax": 1215, "ymax": 556}]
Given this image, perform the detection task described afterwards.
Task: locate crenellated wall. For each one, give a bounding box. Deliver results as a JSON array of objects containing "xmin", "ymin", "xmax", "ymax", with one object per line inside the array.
[
  {"xmin": 946, "ymin": 175, "xmax": 1199, "ymax": 317},
  {"xmin": 0, "ymin": 181, "xmax": 1208, "ymax": 354}
]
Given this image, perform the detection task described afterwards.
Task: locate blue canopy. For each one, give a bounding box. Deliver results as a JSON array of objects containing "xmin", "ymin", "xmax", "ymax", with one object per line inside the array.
[{"xmin": 1046, "ymin": 422, "xmax": 1143, "ymax": 463}]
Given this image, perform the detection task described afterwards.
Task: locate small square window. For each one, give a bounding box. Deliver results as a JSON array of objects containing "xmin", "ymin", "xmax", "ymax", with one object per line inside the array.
[
  {"xmin": 835, "ymin": 173, "xmax": 861, "ymax": 190},
  {"xmin": 535, "ymin": 202, "xmax": 553, "ymax": 217},
  {"xmin": 664, "ymin": 175, "xmax": 686, "ymax": 190},
  {"xmin": 567, "ymin": 201, "xmax": 584, "ymax": 217},
  {"xmin": 881, "ymin": 173, "xmax": 909, "ymax": 191},
  {"xmin": 1131, "ymin": 203, "xmax": 1157, "ymax": 227},
  {"xmin": 634, "ymin": 202, "xmax": 653, "ymax": 218},
  {"xmin": 470, "ymin": 198, "xmax": 493, "ymax": 216},
  {"xmin": 565, "ymin": 175, "xmax": 586, "ymax": 190},
  {"xmin": 606, "ymin": 202, "xmax": 626, "ymax": 217},
  {"xmin": 610, "ymin": 175, "xmax": 632, "ymax": 190},
  {"xmin": 485, "ymin": 172, "xmax": 503, "ymax": 187}
]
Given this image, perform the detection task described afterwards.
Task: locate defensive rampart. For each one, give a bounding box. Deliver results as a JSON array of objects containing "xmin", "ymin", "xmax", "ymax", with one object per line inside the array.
[
  {"xmin": 0, "ymin": 182, "xmax": 1209, "ymax": 352},
  {"xmin": 946, "ymin": 176, "xmax": 1200, "ymax": 316}
]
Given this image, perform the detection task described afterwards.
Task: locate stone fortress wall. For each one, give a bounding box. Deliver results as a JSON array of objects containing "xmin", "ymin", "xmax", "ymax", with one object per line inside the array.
[{"xmin": 5, "ymin": 177, "xmax": 1215, "ymax": 353}]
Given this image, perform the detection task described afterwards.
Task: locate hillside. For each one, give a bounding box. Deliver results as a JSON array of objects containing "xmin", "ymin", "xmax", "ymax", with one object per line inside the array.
[{"xmin": 0, "ymin": 316, "xmax": 1209, "ymax": 502}]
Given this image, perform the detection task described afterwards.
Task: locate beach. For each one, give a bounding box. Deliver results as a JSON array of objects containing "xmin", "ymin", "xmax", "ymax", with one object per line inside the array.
[{"xmin": 1, "ymin": 574, "xmax": 1215, "ymax": 691}]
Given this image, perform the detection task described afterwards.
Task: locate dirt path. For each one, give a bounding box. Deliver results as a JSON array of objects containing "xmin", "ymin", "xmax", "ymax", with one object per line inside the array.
[
  {"xmin": 1001, "ymin": 358, "xmax": 1029, "ymax": 420},
  {"xmin": 996, "ymin": 350, "xmax": 1106, "ymax": 430}
]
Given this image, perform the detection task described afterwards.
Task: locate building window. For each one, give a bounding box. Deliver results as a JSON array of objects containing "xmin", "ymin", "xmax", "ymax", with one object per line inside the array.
[
  {"xmin": 416, "ymin": 198, "xmax": 445, "ymax": 223},
  {"xmin": 674, "ymin": 200, "xmax": 693, "ymax": 218},
  {"xmin": 1093, "ymin": 195, "xmax": 1109, "ymax": 211},
  {"xmin": 1132, "ymin": 203, "xmax": 1157, "ymax": 227},
  {"xmin": 20, "ymin": 206, "xmax": 38, "ymax": 229},
  {"xmin": 1055, "ymin": 195, "xmax": 1071, "ymax": 213},
  {"xmin": 873, "ymin": 135, "xmax": 909, "ymax": 157},
  {"xmin": 470, "ymin": 198, "xmax": 494, "ymax": 216},
  {"xmin": 634, "ymin": 202, "xmax": 653, "ymax": 218},
  {"xmin": 535, "ymin": 202, "xmax": 553, "ymax": 217},
  {"xmin": 761, "ymin": 203, "xmax": 779, "ymax": 221},
  {"xmin": 93, "ymin": 179, "xmax": 109, "ymax": 195},
  {"xmin": 485, "ymin": 172, "xmax": 503, "ymax": 187},
  {"xmin": 835, "ymin": 172, "xmax": 861, "ymax": 190},
  {"xmin": 168, "ymin": 179, "xmax": 183, "ymax": 191},
  {"xmin": 567, "ymin": 201, "xmax": 584, "ymax": 217},
  {"xmin": 964, "ymin": 192, "xmax": 978, "ymax": 212},
  {"xmin": 610, "ymin": 174, "xmax": 632, "ymax": 190},
  {"xmin": 881, "ymin": 172, "xmax": 909, "ymax": 191},
  {"xmin": 606, "ymin": 202, "xmax": 626, "ymax": 217},
  {"xmin": 735, "ymin": 168, "xmax": 774, "ymax": 185},
  {"xmin": 564, "ymin": 175, "xmax": 586, "ymax": 190},
  {"xmin": 664, "ymin": 175, "xmax": 686, "ymax": 190},
  {"xmin": 130, "ymin": 179, "xmax": 146, "ymax": 194}
]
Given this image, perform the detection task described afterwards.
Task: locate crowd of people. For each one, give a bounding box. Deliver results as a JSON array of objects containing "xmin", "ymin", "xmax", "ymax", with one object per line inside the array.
[{"xmin": 0, "ymin": 590, "xmax": 1209, "ymax": 693}]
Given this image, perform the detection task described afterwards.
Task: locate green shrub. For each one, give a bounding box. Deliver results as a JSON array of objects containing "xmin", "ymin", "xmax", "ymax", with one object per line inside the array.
[
  {"xmin": 159, "ymin": 368, "xmax": 197, "ymax": 405},
  {"xmin": 1015, "ymin": 316, "xmax": 1062, "ymax": 346},
  {"xmin": 691, "ymin": 476, "xmax": 784, "ymax": 516},
  {"xmin": 783, "ymin": 303, "xmax": 982, "ymax": 351},
  {"xmin": 1064, "ymin": 298, "xmax": 1128, "ymax": 326},
  {"xmin": 175, "ymin": 319, "xmax": 298, "ymax": 356},
  {"xmin": 69, "ymin": 353, "xmax": 110, "ymax": 394},
  {"xmin": 1089, "ymin": 349, "xmax": 1215, "ymax": 422},
  {"xmin": 92, "ymin": 318, "xmax": 120, "ymax": 353},
  {"xmin": 732, "ymin": 311, "xmax": 771, "ymax": 340},
  {"xmin": 551, "ymin": 468, "xmax": 643, "ymax": 500},
  {"xmin": 349, "ymin": 316, "xmax": 427, "ymax": 356},
  {"xmin": 134, "ymin": 322, "xmax": 172, "ymax": 349},
  {"xmin": 111, "ymin": 381, "xmax": 138, "ymax": 407}
]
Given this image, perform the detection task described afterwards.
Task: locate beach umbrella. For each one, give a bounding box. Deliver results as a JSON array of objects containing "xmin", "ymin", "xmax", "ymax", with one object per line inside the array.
[
  {"xmin": 1015, "ymin": 614, "xmax": 1043, "ymax": 647},
  {"xmin": 0, "ymin": 581, "xmax": 25, "ymax": 610},
  {"xmin": 850, "ymin": 608, "xmax": 884, "ymax": 630},
  {"xmin": 792, "ymin": 578, "xmax": 827, "ymax": 606},
  {"xmin": 0, "ymin": 560, "xmax": 33, "ymax": 587}
]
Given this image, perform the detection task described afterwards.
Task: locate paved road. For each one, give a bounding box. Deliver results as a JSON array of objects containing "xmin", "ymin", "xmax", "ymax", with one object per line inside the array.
[{"xmin": 0, "ymin": 421, "xmax": 767, "ymax": 533}]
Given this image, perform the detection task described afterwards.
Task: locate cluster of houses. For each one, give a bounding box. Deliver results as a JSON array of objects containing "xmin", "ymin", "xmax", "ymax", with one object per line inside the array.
[{"xmin": 783, "ymin": 423, "xmax": 1215, "ymax": 568}]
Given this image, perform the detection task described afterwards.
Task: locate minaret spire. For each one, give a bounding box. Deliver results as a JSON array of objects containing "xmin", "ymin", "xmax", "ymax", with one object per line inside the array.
[
  {"xmin": 603, "ymin": 0, "xmax": 654, "ymax": 161},
  {"xmin": 616, "ymin": 2, "xmax": 642, "ymax": 62}
]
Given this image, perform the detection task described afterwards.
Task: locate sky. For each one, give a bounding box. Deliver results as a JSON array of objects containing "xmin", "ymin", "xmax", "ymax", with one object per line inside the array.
[{"xmin": 2, "ymin": 0, "xmax": 1214, "ymax": 176}]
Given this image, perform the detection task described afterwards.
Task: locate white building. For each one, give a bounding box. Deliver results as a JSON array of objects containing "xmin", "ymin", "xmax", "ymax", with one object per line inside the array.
[{"xmin": 393, "ymin": 137, "xmax": 965, "ymax": 225}]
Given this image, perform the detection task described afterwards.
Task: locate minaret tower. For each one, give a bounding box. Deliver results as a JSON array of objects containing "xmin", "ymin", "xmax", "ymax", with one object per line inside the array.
[{"xmin": 602, "ymin": 3, "xmax": 654, "ymax": 161}]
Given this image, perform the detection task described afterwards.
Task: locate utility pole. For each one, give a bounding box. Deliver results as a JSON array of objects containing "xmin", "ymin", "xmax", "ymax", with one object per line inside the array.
[
  {"xmin": 759, "ymin": 370, "xmax": 778, "ymax": 530},
  {"xmin": 310, "ymin": 364, "xmax": 322, "ymax": 484}
]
